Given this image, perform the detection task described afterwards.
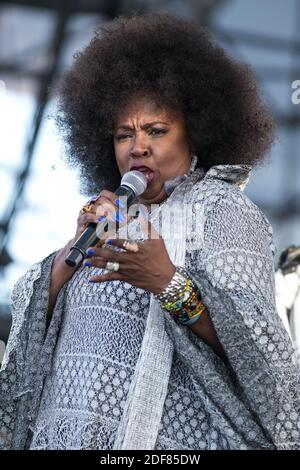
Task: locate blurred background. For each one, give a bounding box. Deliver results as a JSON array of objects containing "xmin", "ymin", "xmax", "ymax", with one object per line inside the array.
[{"xmin": 0, "ymin": 0, "xmax": 300, "ymax": 353}]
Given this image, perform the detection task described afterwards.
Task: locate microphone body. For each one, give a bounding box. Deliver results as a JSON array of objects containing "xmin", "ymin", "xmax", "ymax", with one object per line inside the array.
[{"xmin": 64, "ymin": 171, "xmax": 147, "ymax": 268}]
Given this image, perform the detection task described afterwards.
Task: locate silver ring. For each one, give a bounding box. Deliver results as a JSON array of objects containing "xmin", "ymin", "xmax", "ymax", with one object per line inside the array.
[
  {"xmin": 122, "ymin": 240, "xmax": 139, "ymax": 253},
  {"xmin": 105, "ymin": 261, "xmax": 119, "ymax": 272}
]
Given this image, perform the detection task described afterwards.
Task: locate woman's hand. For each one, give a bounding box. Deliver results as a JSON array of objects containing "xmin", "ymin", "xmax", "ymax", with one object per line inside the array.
[
  {"xmin": 74, "ymin": 189, "xmax": 129, "ymax": 242},
  {"xmin": 48, "ymin": 189, "xmax": 127, "ymax": 318},
  {"xmin": 84, "ymin": 218, "xmax": 176, "ymax": 295}
]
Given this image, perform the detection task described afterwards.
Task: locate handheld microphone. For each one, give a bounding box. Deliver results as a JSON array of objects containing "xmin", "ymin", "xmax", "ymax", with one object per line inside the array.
[{"xmin": 64, "ymin": 170, "xmax": 147, "ymax": 268}]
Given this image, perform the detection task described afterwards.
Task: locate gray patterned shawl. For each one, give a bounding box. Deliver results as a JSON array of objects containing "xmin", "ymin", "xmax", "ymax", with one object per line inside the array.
[{"xmin": 1, "ymin": 164, "xmax": 300, "ymax": 450}]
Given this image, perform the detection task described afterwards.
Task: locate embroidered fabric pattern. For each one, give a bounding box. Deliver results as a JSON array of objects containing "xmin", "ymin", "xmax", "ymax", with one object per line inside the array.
[{"xmin": 1, "ymin": 164, "xmax": 300, "ymax": 450}]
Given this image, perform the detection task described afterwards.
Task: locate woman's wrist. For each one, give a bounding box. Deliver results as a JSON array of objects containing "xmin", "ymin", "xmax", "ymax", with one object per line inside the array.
[
  {"xmin": 52, "ymin": 239, "xmax": 78, "ymax": 282},
  {"xmin": 155, "ymin": 266, "xmax": 206, "ymax": 326},
  {"xmin": 152, "ymin": 263, "xmax": 176, "ymax": 296}
]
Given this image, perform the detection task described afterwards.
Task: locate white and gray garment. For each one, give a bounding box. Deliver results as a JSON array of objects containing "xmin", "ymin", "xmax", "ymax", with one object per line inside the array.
[{"xmin": 1, "ymin": 164, "xmax": 300, "ymax": 450}]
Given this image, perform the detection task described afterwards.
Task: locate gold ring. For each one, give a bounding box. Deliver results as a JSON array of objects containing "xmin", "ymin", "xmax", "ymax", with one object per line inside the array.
[
  {"xmin": 82, "ymin": 194, "xmax": 100, "ymax": 214},
  {"xmin": 82, "ymin": 204, "xmax": 94, "ymax": 213}
]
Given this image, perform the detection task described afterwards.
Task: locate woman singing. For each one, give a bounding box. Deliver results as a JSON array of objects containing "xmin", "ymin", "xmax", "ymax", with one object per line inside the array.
[{"xmin": 1, "ymin": 12, "xmax": 299, "ymax": 450}]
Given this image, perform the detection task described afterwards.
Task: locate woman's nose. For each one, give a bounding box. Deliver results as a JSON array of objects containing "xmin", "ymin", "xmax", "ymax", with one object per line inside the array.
[{"xmin": 130, "ymin": 135, "xmax": 150, "ymax": 158}]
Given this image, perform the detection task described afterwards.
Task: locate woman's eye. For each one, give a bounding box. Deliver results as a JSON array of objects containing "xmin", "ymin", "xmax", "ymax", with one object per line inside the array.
[
  {"xmin": 150, "ymin": 129, "xmax": 167, "ymax": 136},
  {"xmin": 116, "ymin": 134, "xmax": 132, "ymax": 141},
  {"xmin": 115, "ymin": 129, "xmax": 167, "ymax": 140}
]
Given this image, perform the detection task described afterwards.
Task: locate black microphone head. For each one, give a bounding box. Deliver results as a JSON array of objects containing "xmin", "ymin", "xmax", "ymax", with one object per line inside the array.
[{"xmin": 120, "ymin": 170, "xmax": 147, "ymax": 196}]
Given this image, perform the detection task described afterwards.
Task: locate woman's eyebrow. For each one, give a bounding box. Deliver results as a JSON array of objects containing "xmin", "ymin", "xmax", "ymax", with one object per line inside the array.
[{"xmin": 116, "ymin": 121, "xmax": 169, "ymax": 131}]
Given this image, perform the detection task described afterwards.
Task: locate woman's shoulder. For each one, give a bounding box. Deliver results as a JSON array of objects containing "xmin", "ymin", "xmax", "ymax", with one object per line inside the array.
[
  {"xmin": 190, "ymin": 165, "xmax": 276, "ymax": 254},
  {"xmin": 191, "ymin": 164, "xmax": 263, "ymax": 215},
  {"xmin": 191, "ymin": 164, "xmax": 250, "ymax": 201}
]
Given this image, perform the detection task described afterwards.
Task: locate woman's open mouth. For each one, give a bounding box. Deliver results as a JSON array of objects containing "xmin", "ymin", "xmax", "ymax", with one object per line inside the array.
[{"xmin": 130, "ymin": 165, "xmax": 155, "ymax": 187}]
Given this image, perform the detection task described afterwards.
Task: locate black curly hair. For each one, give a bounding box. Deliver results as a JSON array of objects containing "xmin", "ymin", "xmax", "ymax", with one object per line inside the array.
[{"xmin": 55, "ymin": 12, "xmax": 275, "ymax": 196}]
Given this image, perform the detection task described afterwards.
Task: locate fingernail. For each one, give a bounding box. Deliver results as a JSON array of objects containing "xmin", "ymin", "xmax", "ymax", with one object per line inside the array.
[
  {"xmin": 86, "ymin": 194, "xmax": 99, "ymax": 204},
  {"xmin": 84, "ymin": 261, "xmax": 92, "ymax": 267},
  {"xmin": 88, "ymin": 278, "xmax": 95, "ymax": 283},
  {"xmin": 98, "ymin": 216, "xmax": 106, "ymax": 221},
  {"xmin": 86, "ymin": 248, "xmax": 94, "ymax": 255},
  {"xmin": 115, "ymin": 199, "xmax": 126, "ymax": 208},
  {"xmin": 107, "ymin": 239, "xmax": 113, "ymax": 245}
]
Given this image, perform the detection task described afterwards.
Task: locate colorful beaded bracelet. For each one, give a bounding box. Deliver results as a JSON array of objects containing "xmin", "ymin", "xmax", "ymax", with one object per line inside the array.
[{"xmin": 156, "ymin": 266, "xmax": 206, "ymax": 326}]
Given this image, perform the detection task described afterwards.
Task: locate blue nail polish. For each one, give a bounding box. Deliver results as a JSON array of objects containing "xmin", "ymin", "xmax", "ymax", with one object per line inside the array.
[
  {"xmin": 98, "ymin": 215, "xmax": 106, "ymax": 221},
  {"xmin": 86, "ymin": 248, "xmax": 94, "ymax": 255},
  {"xmin": 86, "ymin": 194, "xmax": 99, "ymax": 204},
  {"xmin": 115, "ymin": 199, "xmax": 126, "ymax": 209},
  {"xmin": 88, "ymin": 278, "xmax": 95, "ymax": 283},
  {"xmin": 84, "ymin": 261, "xmax": 92, "ymax": 267},
  {"xmin": 107, "ymin": 239, "xmax": 113, "ymax": 245}
]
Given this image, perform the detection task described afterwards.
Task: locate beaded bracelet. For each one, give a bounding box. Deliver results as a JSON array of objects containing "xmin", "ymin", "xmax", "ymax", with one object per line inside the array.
[
  {"xmin": 163, "ymin": 284, "xmax": 206, "ymax": 325},
  {"xmin": 155, "ymin": 266, "xmax": 206, "ymax": 326}
]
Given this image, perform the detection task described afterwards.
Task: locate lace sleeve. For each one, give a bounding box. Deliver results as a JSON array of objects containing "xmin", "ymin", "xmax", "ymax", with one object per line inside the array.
[
  {"xmin": 187, "ymin": 191, "xmax": 300, "ymax": 449},
  {"xmin": 0, "ymin": 250, "xmax": 64, "ymax": 449}
]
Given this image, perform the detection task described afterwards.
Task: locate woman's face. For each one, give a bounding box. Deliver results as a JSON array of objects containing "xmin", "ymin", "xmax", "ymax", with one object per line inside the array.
[{"xmin": 113, "ymin": 95, "xmax": 192, "ymax": 206}]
